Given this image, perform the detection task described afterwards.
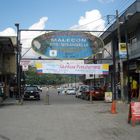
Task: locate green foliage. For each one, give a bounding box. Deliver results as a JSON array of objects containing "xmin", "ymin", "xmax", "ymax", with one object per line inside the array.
[{"xmin": 24, "ymin": 66, "xmax": 80, "ymax": 85}]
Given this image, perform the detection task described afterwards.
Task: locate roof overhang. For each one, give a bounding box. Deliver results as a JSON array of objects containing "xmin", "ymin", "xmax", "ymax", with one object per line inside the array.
[{"xmin": 0, "ymin": 36, "xmax": 16, "ymax": 53}]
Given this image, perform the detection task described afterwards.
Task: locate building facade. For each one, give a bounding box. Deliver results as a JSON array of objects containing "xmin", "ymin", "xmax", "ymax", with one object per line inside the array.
[
  {"xmin": 100, "ymin": 0, "xmax": 140, "ymax": 101},
  {"xmin": 0, "ymin": 36, "xmax": 17, "ymax": 99}
]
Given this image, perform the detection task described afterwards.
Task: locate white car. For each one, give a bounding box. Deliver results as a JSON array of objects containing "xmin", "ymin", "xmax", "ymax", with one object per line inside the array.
[
  {"xmin": 57, "ymin": 87, "xmax": 67, "ymax": 95},
  {"xmin": 66, "ymin": 88, "xmax": 76, "ymax": 95}
]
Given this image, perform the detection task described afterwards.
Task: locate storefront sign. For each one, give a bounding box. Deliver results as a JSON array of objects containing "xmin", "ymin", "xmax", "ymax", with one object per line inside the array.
[
  {"xmin": 20, "ymin": 60, "xmax": 30, "ymax": 71},
  {"xmin": 119, "ymin": 43, "xmax": 127, "ymax": 59},
  {"xmin": 32, "ymin": 31, "xmax": 104, "ymax": 59},
  {"xmin": 105, "ymin": 92, "xmax": 112, "ymax": 102}
]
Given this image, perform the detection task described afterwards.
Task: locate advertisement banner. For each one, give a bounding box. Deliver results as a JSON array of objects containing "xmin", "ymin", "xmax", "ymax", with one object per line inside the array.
[{"xmin": 35, "ymin": 62, "xmax": 109, "ymax": 75}]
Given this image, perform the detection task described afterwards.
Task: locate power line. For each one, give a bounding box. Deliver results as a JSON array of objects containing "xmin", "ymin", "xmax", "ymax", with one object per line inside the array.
[
  {"xmin": 117, "ymin": 0, "xmax": 135, "ymax": 15},
  {"xmin": 71, "ymin": 15, "xmax": 107, "ymax": 30}
]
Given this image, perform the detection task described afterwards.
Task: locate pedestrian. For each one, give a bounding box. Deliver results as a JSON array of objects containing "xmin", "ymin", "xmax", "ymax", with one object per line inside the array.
[
  {"xmin": 117, "ymin": 82, "xmax": 121, "ymax": 99},
  {"xmin": 14, "ymin": 84, "xmax": 19, "ymax": 99},
  {"xmin": 0, "ymin": 83, "xmax": 4, "ymax": 98},
  {"xmin": 9, "ymin": 85, "xmax": 14, "ymax": 98},
  {"xmin": 5, "ymin": 84, "xmax": 9, "ymax": 98},
  {"xmin": 131, "ymin": 78, "xmax": 138, "ymax": 99}
]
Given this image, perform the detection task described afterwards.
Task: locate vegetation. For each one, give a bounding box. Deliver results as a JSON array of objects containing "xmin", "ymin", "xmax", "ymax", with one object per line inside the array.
[{"xmin": 23, "ymin": 66, "xmax": 81, "ymax": 86}]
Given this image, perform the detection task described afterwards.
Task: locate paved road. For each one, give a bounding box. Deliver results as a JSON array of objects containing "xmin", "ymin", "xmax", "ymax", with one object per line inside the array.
[{"xmin": 0, "ymin": 87, "xmax": 140, "ymax": 140}]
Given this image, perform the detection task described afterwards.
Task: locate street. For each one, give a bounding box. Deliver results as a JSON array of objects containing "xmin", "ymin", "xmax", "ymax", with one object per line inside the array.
[{"xmin": 0, "ymin": 87, "xmax": 140, "ymax": 140}]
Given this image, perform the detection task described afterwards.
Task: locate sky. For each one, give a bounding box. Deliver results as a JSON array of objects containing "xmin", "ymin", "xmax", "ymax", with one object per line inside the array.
[{"xmin": 0, "ymin": 0, "xmax": 136, "ymax": 58}]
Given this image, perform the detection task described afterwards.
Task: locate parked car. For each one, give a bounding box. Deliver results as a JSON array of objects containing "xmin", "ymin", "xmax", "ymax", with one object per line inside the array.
[
  {"xmin": 84, "ymin": 86, "xmax": 105, "ymax": 100},
  {"xmin": 57, "ymin": 87, "xmax": 66, "ymax": 95},
  {"xmin": 34, "ymin": 85, "xmax": 42, "ymax": 92},
  {"xmin": 80, "ymin": 86, "xmax": 92, "ymax": 100},
  {"xmin": 38, "ymin": 86, "xmax": 42, "ymax": 92},
  {"xmin": 66, "ymin": 88, "xmax": 76, "ymax": 95},
  {"xmin": 91, "ymin": 87, "xmax": 105, "ymax": 100},
  {"xmin": 61, "ymin": 88, "xmax": 68, "ymax": 95},
  {"xmin": 75, "ymin": 85, "xmax": 89, "ymax": 98},
  {"xmin": 23, "ymin": 85, "xmax": 40, "ymax": 100}
]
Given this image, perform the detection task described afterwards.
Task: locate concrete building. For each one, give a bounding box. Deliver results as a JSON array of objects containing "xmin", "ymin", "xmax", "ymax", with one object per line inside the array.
[
  {"xmin": 0, "ymin": 36, "xmax": 17, "ymax": 98},
  {"xmin": 100, "ymin": 0, "xmax": 140, "ymax": 100}
]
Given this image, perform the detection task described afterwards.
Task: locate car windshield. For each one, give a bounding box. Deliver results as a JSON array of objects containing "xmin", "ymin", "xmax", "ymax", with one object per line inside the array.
[
  {"xmin": 25, "ymin": 86, "xmax": 38, "ymax": 91},
  {"xmin": 80, "ymin": 86, "xmax": 89, "ymax": 91}
]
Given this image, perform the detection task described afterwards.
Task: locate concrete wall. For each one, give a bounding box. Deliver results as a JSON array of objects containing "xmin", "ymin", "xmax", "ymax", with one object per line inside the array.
[{"xmin": 3, "ymin": 54, "xmax": 16, "ymax": 74}]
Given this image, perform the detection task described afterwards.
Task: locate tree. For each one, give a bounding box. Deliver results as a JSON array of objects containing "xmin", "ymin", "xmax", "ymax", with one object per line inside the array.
[{"xmin": 24, "ymin": 66, "xmax": 82, "ymax": 85}]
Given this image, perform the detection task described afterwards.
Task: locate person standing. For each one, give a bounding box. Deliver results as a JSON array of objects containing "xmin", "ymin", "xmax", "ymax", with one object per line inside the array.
[
  {"xmin": 117, "ymin": 82, "xmax": 121, "ymax": 99},
  {"xmin": 9, "ymin": 85, "xmax": 14, "ymax": 98},
  {"xmin": 131, "ymin": 79, "xmax": 138, "ymax": 99}
]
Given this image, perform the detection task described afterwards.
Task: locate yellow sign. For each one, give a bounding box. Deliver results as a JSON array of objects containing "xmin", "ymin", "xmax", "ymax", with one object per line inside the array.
[
  {"xmin": 105, "ymin": 92, "xmax": 112, "ymax": 102},
  {"xmin": 119, "ymin": 43, "xmax": 127, "ymax": 59}
]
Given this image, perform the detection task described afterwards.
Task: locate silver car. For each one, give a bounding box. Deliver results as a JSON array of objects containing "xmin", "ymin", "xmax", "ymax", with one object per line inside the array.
[{"xmin": 75, "ymin": 85, "xmax": 89, "ymax": 98}]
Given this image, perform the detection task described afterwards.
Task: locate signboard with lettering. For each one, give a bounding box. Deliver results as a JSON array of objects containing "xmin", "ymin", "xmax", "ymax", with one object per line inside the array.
[
  {"xmin": 35, "ymin": 62, "xmax": 109, "ymax": 75},
  {"xmin": 31, "ymin": 31, "xmax": 104, "ymax": 59},
  {"xmin": 20, "ymin": 60, "xmax": 31, "ymax": 71},
  {"xmin": 105, "ymin": 92, "xmax": 112, "ymax": 102},
  {"xmin": 128, "ymin": 102, "xmax": 140, "ymax": 126},
  {"xmin": 119, "ymin": 43, "xmax": 127, "ymax": 59}
]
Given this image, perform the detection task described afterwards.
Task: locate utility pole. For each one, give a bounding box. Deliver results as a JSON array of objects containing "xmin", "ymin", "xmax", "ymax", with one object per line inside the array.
[
  {"xmin": 116, "ymin": 10, "xmax": 124, "ymax": 101},
  {"xmin": 15, "ymin": 23, "xmax": 22, "ymax": 104},
  {"xmin": 124, "ymin": 15, "xmax": 131, "ymax": 103},
  {"xmin": 90, "ymin": 56, "xmax": 96, "ymax": 103}
]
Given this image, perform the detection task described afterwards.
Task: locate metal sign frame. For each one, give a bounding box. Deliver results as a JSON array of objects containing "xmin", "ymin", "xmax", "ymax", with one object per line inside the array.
[{"xmin": 15, "ymin": 24, "xmax": 116, "ymax": 102}]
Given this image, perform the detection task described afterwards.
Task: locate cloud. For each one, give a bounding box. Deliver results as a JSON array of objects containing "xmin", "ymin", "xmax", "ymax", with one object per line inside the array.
[
  {"xmin": 70, "ymin": 9, "xmax": 105, "ymax": 35},
  {"xmin": 0, "ymin": 17, "xmax": 48, "ymax": 59},
  {"xmin": 0, "ymin": 27, "xmax": 16, "ymax": 36},
  {"xmin": 98, "ymin": 0, "xmax": 114, "ymax": 3},
  {"xmin": 21, "ymin": 17, "xmax": 48, "ymax": 58},
  {"xmin": 29, "ymin": 17, "xmax": 48, "ymax": 29}
]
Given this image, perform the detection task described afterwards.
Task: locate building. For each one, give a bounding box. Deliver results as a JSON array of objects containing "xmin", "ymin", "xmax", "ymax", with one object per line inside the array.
[
  {"xmin": 100, "ymin": 0, "xmax": 140, "ymax": 101},
  {"xmin": 0, "ymin": 36, "xmax": 17, "ymax": 98}
]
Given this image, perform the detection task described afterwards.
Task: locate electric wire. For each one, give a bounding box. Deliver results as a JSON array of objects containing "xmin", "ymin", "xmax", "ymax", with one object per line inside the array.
[
  {"xmin": 70, "ymin": 15, "xmax": 107, "ymax": 30},
  {"xmin": 117, "ymin": 0, "xmax": 135, "ymax": 14}
]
